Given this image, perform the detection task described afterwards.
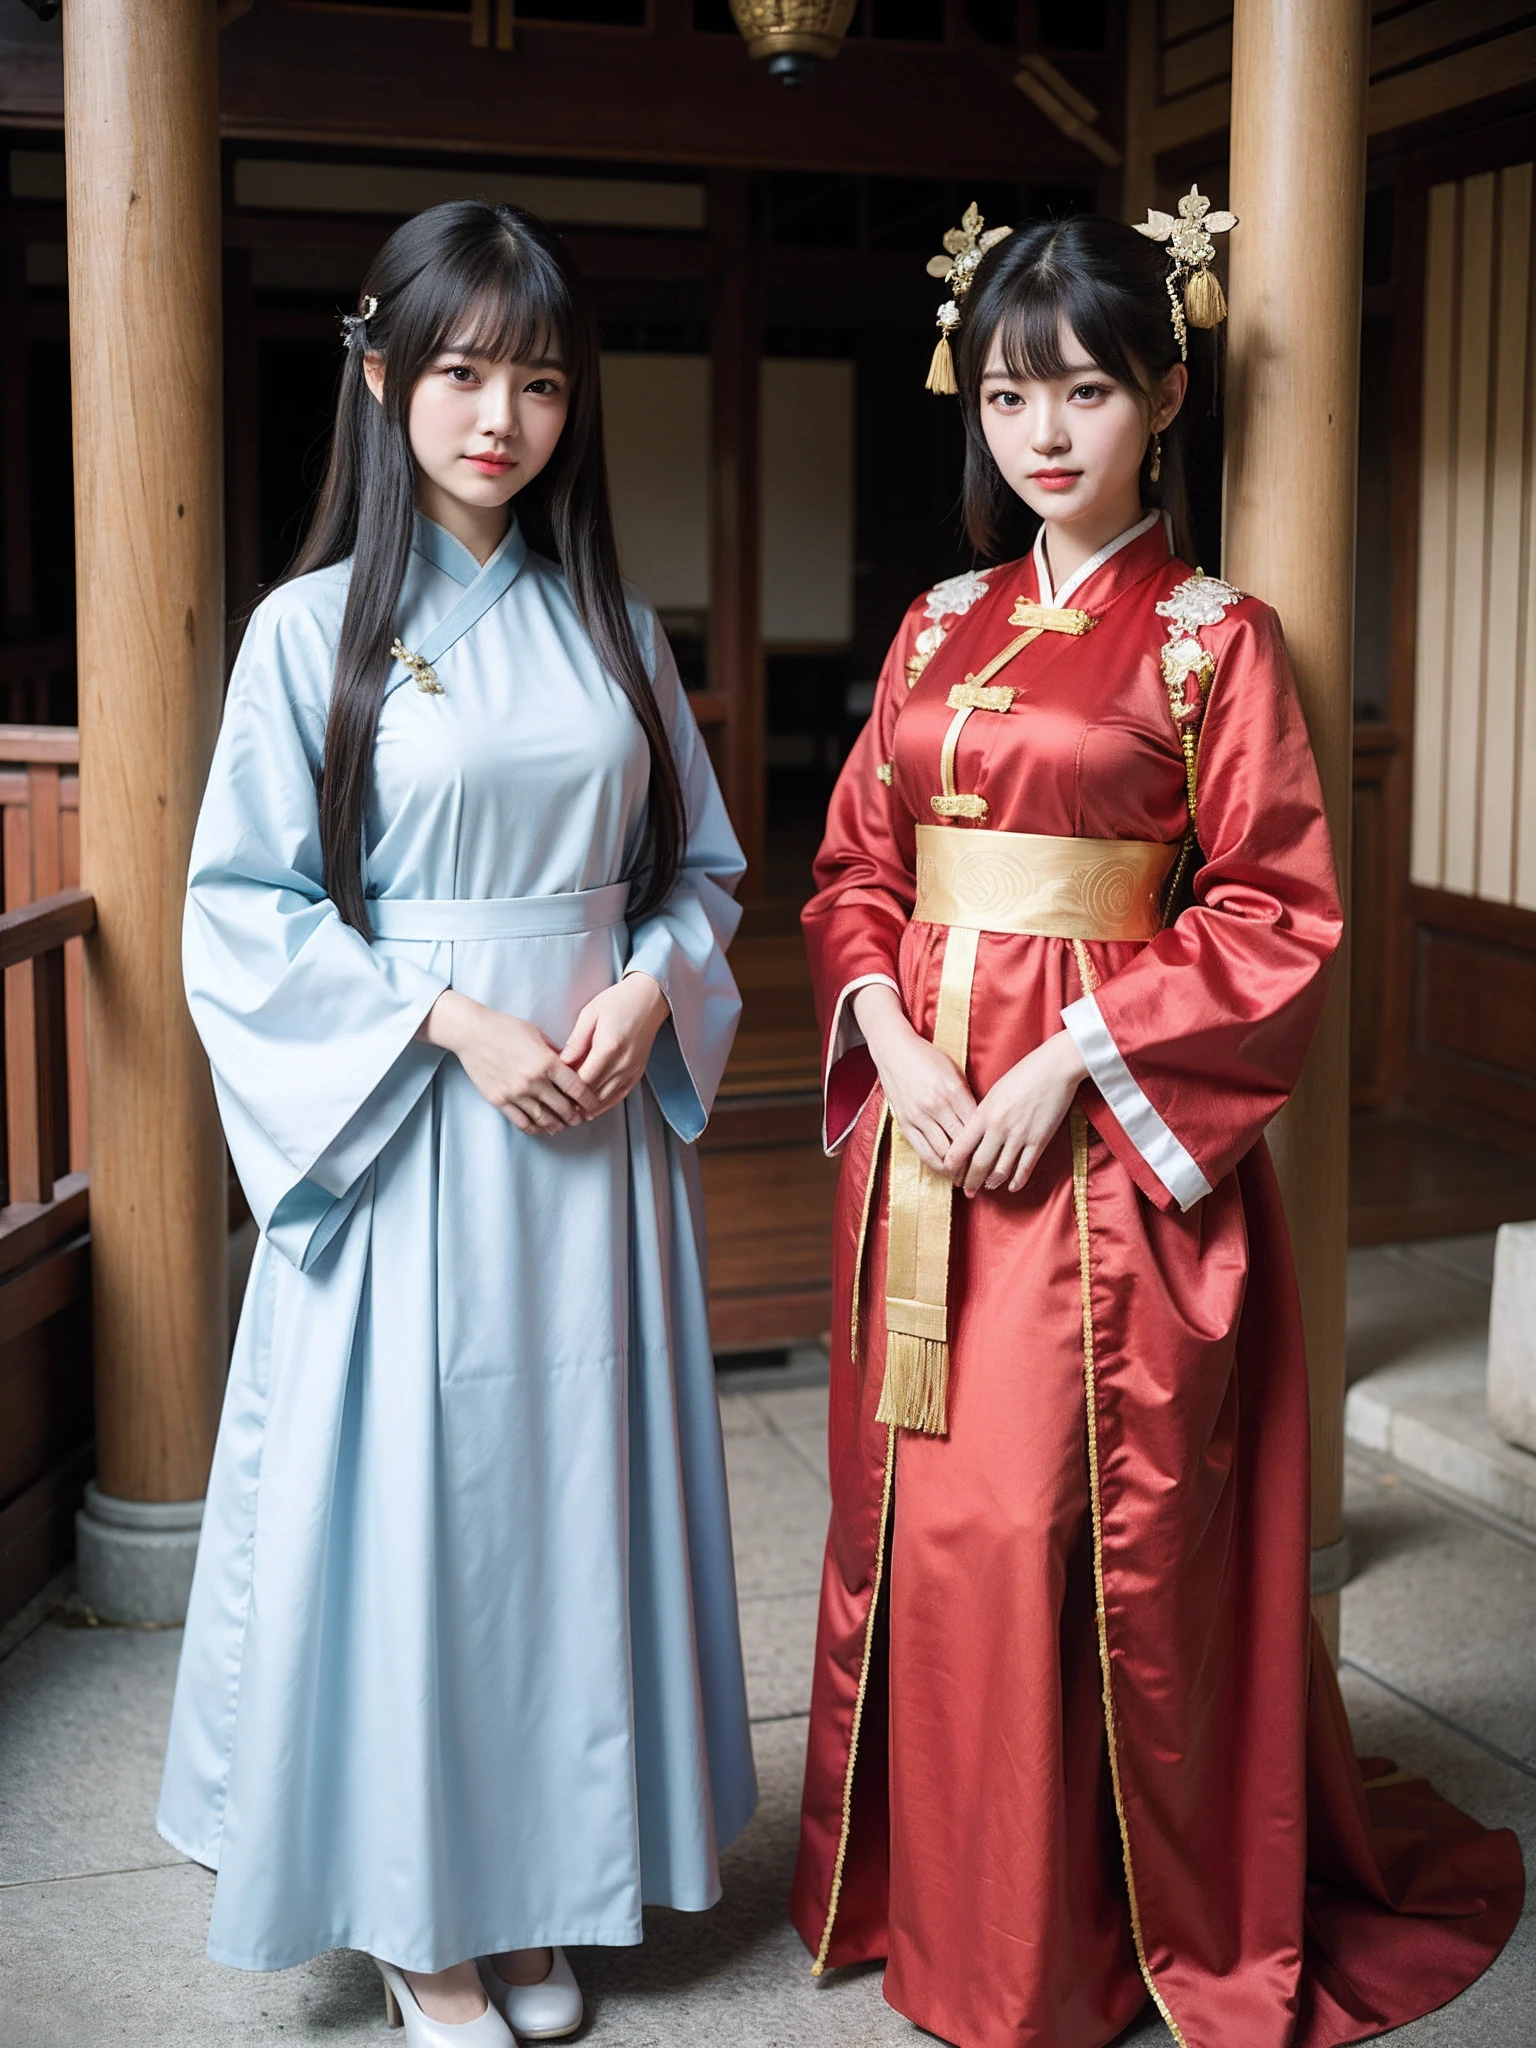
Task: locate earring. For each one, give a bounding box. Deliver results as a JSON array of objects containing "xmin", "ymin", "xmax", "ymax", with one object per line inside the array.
[{"xmin": 1149, "ymin": 432, "xmax": 1163, "ymax": 484}]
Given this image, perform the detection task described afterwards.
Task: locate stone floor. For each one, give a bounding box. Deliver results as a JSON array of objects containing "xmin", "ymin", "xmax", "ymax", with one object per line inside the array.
[
  {"xmin": 1346, "ymin": 1232, "xmax": 1536, "ymax": 1534},
  {"xmin": 3, "ymin": 1252, "xmax": 1534, "ymax": 2048}
]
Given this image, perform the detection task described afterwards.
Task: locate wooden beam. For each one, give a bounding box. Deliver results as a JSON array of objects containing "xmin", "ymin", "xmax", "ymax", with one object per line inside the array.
[
  {"xmin": 1223, "ymin": 0, "xmax": 1368, "ymax": 1656},
  {"xmin": 707, "ymin": 170, "xmax": 765, "ymax": 896},
  {"xmin": 1147, "ymin": 80, "xmax": 1231, "ymax": 155},
  {"xmin": 0, "ymin": 242, "xmax": 32, "ymax": 632},
  {"xmin": 63, "ymin": 0, "xmax": 228, "ymax": 1504},
  {"xmin": 1369, "ymin": 26, "xmax": 1536, "ymax": 136}
]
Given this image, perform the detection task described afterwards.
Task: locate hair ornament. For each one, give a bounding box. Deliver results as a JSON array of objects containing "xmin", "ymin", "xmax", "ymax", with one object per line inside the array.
[
  {"xmin": 1134, "ymin": 186, "xmax": 1237, "ymax": 360},
  {"xmin": 340, "ymin": 294, "xmax": 379, "ymax": 349},
  {"xmin": 924, "ymin": 201, "xmax": 1013, "ymax": 397}
]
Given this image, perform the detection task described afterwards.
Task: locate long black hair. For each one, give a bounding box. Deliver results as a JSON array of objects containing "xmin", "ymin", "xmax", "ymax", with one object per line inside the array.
[
  {"xmin": 954, "ymin": 214, "xmax": 1197, "ymax": 564},
  {"xmin": 285, "ymin": 199, "xmax": 687, "ymax": 935}
]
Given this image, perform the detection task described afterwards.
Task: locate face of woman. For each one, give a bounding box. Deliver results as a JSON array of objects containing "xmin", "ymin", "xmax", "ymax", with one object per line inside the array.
[
  {"xmin": 978, "ymin": 315, "xmax": 1184, "ymax": 546},
  {"xmin": 364, "ymin": 330, "xmax": 571, "ymax": 551}
]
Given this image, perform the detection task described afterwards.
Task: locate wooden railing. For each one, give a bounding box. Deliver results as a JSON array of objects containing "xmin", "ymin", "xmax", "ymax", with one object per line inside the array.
[
  {"xmin": 0, "ymin": 882, "xmax": 95, "ymax": 1628},
  {"xmin": 0, "ymin": 888, "xmax": 94, "ymax": 1219},
  {"xmin": 0, "ymin": 727, "xmax": 88, "ymax": 1189}
]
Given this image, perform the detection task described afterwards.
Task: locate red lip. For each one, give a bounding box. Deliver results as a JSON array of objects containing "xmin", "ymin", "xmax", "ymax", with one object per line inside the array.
[
  {"xmin": 1030, "ymin": 469, "xmax": 1080, "ymax": 482},
  {"xmin": 465, "ymin": 455, "xmax": 515, "ymax": 474}
]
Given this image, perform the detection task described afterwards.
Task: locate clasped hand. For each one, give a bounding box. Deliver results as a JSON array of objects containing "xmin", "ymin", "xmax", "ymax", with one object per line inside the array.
[
  {"xmin": 420, "ymin": 974, "xmax": 670, "ymax": 1136},
  {"xmin": 851, "ymin": 982, "xmax": 1087, "ymax": 1197}
]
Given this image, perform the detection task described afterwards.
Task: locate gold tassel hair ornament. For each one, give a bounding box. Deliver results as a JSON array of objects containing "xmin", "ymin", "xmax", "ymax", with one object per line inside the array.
[
  {"xmin": 1133, "ymin": 185, "xmax": 1237, "ymax": 361},
  {"xmin": 924, "ymin": 201, "xmax": 1013, "ymax": 396}
]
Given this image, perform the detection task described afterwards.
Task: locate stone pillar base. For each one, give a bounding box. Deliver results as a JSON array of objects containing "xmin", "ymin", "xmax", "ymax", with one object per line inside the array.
[
  {"xmin": 1489, "ymin": 1220, "xmax": 1536, "ymax": 1456},
  {"xmin": 75, "ymin": 1482, "xmax": 203, "ymax": 1624}
]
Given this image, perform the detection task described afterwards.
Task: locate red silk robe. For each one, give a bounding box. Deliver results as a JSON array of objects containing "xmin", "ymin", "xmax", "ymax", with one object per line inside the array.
[{"xmin": 788, "ymin": 516, "xmax": 1523, "ymax": 2048}]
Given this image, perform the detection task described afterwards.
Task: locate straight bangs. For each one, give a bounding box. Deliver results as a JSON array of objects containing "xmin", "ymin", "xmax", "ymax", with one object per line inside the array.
[
  {"xmin": 989, "ymin": 268, "xmax": 1149, "ymax": 400},
  {"xmin": 396, "ymin": 230, "xmax": 579, "ymax": 396},
  {"xmin": 441, "ymin": 254, "xmax": 573, "ymax": 373}
]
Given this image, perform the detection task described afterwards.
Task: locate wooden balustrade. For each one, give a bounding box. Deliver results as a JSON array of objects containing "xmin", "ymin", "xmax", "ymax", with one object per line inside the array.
[
  {"xmin": 0, "ymin": 881, "xmax": 96, "ymax": 1626},
  {"xmin": 0, "ymin": 727, "xmax": 88, "ymax": 1188},
  {"xmin": 0, "ymin": 886, "xmax": 95, "ymax": 1224}
]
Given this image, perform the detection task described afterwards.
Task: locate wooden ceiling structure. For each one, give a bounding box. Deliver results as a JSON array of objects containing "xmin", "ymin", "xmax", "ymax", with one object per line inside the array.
[{"xmin": 3, "ymin": 0, "xmax": 1124, "ymax": 180}]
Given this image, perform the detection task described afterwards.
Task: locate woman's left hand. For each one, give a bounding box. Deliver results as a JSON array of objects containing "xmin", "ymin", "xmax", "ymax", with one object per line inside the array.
[
  {"xmin": 560, "ymin": 972, "xmax": 671, "ymax": 1115},
  {"xmin": 943, "ymin": 1030, "xmax": 1088, "ymax": 1197}
]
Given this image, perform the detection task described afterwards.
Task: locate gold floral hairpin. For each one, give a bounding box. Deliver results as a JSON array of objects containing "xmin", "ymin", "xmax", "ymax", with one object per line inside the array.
[
  {"xmin": 1134, "ymin": 185, "xmax": 1237, "ymax": 359},
  {"xmin": 924, "ymin": 202, "xmax": 1013, "ymax": 396}
]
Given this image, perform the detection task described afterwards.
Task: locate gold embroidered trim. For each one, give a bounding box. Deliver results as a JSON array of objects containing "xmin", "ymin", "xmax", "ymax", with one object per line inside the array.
[
  {"xmin": 391, "ymin": 638, "xmax": 443, "ymax": 695},
  {"xmin": 931, "ymin": 793, "xmax": 988, "ymax": 820},
  {"xmin": 946, "ymin": 681, "xmax": 1016, "ymax": 713},
  {"xmin": 1071, "ymin": 1108, "xmax": 1189, "ymax": 2048},
  {"xmin": 848, "ymin": 1102, "xmax": 891, "ymax": 1369},
  {"xmin": 877, "ymin": 924, "xmax": 977, "ymax": 1436},
  {"xmin": 876, "ymin": 761, "xmax": 894, "ymax": 786},
  {"xmin": 1008, "ymin": 598, "xmax": 1095, "ymax": 635},
  {"xmin": 811, "ymin": 1421, "xmax": 898, "ymax": 1977}
]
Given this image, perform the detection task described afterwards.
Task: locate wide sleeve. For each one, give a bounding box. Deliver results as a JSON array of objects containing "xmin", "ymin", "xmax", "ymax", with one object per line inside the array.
[
  {"xmin": 800, "ymin": 603, "xmax": 922, "ymax": 1154},
  {"xmin": 623, "ymin": 609, "xmax": 746, "ymax": 1143},
  {"xmin": 183, "ymin": 586, "xmax": 451, "ymax": 1271},
  {"xmin": 1060, "ymin": 600, "xmax": 1344, "ymax": 1212}
]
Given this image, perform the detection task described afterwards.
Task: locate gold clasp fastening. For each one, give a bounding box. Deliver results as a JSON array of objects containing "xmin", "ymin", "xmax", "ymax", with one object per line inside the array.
[{"xmin": 391, "ymin": 639, "xmax": 443, "ymax": 695}]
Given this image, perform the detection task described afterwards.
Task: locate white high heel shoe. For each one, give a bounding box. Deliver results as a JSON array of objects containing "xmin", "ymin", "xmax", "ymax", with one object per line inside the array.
[
  {"xmin": 375, "ymin": 1959, "xmax": 517, "ymax": 2046},
  {"xmin": 477, "ymin": 1949, "xmax": 584, "ymax": 2040}
]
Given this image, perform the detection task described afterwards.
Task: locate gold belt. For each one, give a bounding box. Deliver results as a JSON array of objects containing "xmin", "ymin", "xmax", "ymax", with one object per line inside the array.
[
  {"xmin": 912, "ymin": 825, "xmax": 1177, "ymax": 941},
  {"xmin": 877, "ymin": 826, "xmax": 1179, "ymax": 1439}
]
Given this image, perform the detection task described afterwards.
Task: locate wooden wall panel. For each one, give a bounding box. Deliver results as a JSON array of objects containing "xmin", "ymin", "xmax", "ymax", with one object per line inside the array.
[
  {"xmin": 1409, "ymin": 884, "xmax": 1536, "ymax": 1149},
  {"xmin": 1411, "ymin": 163, "xmax": 1536, "ymax": 909},
  {"xmin": 1443, "ymin": 171, "xmax": 1493, "ymax": 895},
  {"xmin": 1482, "ymin": 162, "xmax": 1531, "ymax": 897},
  {"xmin": 1410, "ymin": 178, "xmax": 1458, "ymax": 886}
]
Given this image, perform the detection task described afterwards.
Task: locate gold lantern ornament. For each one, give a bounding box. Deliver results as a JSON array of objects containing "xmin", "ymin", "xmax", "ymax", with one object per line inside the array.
[{"xmin": 728, "ymin": 0, "xmax": 858, "ymax": 85}]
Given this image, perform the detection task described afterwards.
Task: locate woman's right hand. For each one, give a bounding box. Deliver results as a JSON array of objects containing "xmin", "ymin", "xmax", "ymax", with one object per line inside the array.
[
  {"xmin": 851, "ymin": 982, "xmax": 976, "ymax": 1175},
  {"xmin": 419, "ymin": 990, "xmax": 600, "ymax": 1135}
]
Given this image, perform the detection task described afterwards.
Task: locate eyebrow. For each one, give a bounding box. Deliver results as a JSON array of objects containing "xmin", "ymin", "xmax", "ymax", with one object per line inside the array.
[
  {"xmin": 981, "ymin": 360, "xmax": 1104, "ymax": 382},
  {"xmin": 442, "ymin": 342, "xmax": 566, "ymax": 370}
]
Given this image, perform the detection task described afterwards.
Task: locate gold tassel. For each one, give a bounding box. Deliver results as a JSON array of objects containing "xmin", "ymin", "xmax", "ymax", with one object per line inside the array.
[
  {"xmin": 1184, "ymin": 266, "xmax": 1227, "ymax": 330},
  {"xmin": 876, "ymin": 1330, "xmax": 949, "ymax": 1436},
  {"xmin": 925, "ymin": 332, "xmax": 958, "ymax": 396}
]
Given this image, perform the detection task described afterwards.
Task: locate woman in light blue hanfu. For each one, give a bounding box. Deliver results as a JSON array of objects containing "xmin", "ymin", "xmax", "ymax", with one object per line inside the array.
[{"xmin": 157, "ymin": 201, "xmax": 756, "ymax": 2046}]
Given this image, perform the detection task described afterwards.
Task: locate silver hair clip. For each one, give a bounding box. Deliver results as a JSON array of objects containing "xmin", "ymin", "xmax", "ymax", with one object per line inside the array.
[{"xmin": 340, "ymin": 294, "xmax": 379, "ymax": 348}]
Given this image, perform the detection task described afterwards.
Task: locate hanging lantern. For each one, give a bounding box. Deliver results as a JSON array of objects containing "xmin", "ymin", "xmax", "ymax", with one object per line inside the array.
[{"xmin": 728, "ymin": 0, "xmax": 858, "ymax": 86}]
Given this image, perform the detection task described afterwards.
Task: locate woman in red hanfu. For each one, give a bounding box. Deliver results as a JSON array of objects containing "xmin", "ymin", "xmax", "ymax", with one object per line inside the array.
[{"xmin": 788, "ymin": 200, "xmax": 1523, "ymax": 2048}]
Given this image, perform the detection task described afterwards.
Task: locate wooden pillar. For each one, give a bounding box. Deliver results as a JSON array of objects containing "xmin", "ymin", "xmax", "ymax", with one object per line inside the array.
[
  {"xmin": 223, "ymin": 245, "xmax": 263, "ymax": 633},
  {"xmin": 1, "ymin": 241, "xmax": 34, "ymax": 633},
  {"xmin": 1222, "ymin": 0, "xmax": 1368, "ymax": 1655},
  {"xmin": 64, "ymin": 0, "xmax": 228, "ymax": 1519},
  {"xmin": 708, "ymin": 170, "xmax": 765, "ymax": 894},
  {"xmin": 1120, "ymin": 0, "xmax": 1159, "ymax": 231}
]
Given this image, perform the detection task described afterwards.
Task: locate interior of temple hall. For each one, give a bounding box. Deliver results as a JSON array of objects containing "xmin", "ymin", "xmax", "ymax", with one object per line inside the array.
[{"xmin": 1, "ymin": 2, "xmax": 1535, "ymax": 2043}]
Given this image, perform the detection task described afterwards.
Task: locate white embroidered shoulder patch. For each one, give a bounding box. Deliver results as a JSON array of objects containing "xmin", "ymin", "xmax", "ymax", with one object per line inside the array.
[
  {"xmin": 1154, "ymin": 570, "xmax": 1242, "ymax": 725},
  {"xmin": 906, "ymin": 569, "xmax": 991, "ymax": 688}
]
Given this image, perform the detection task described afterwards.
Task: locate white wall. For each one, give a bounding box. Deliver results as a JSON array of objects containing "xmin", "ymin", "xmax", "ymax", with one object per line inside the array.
[
  {"xmin": 597, "ymin": 352, "xmax": 856, "ymax": 648},
  {"xmin": 599, "ymin": 354, "xmax": 712, "ymax": 613},
  {"xmin": 760, "ymin": 358, "xmax": 855, "ymax": 648}
]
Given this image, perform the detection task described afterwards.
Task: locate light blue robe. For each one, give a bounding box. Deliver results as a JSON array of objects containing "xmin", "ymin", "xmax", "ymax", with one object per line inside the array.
[{"xmin": 157, "ymin": 514, "xmax": 757, "ymax": 1973}]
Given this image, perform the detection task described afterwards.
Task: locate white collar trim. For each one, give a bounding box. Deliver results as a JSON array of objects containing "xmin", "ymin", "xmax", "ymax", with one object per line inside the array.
[{"xmin": 1033, "ymin": 507, "xmax": 1164, "ymax": 609}]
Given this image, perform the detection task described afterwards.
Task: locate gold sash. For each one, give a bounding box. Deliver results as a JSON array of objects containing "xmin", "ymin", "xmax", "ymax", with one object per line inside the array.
[{"xmin": 877, "ymin": 826, "xmax": 1179, "ymax": 1438}]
